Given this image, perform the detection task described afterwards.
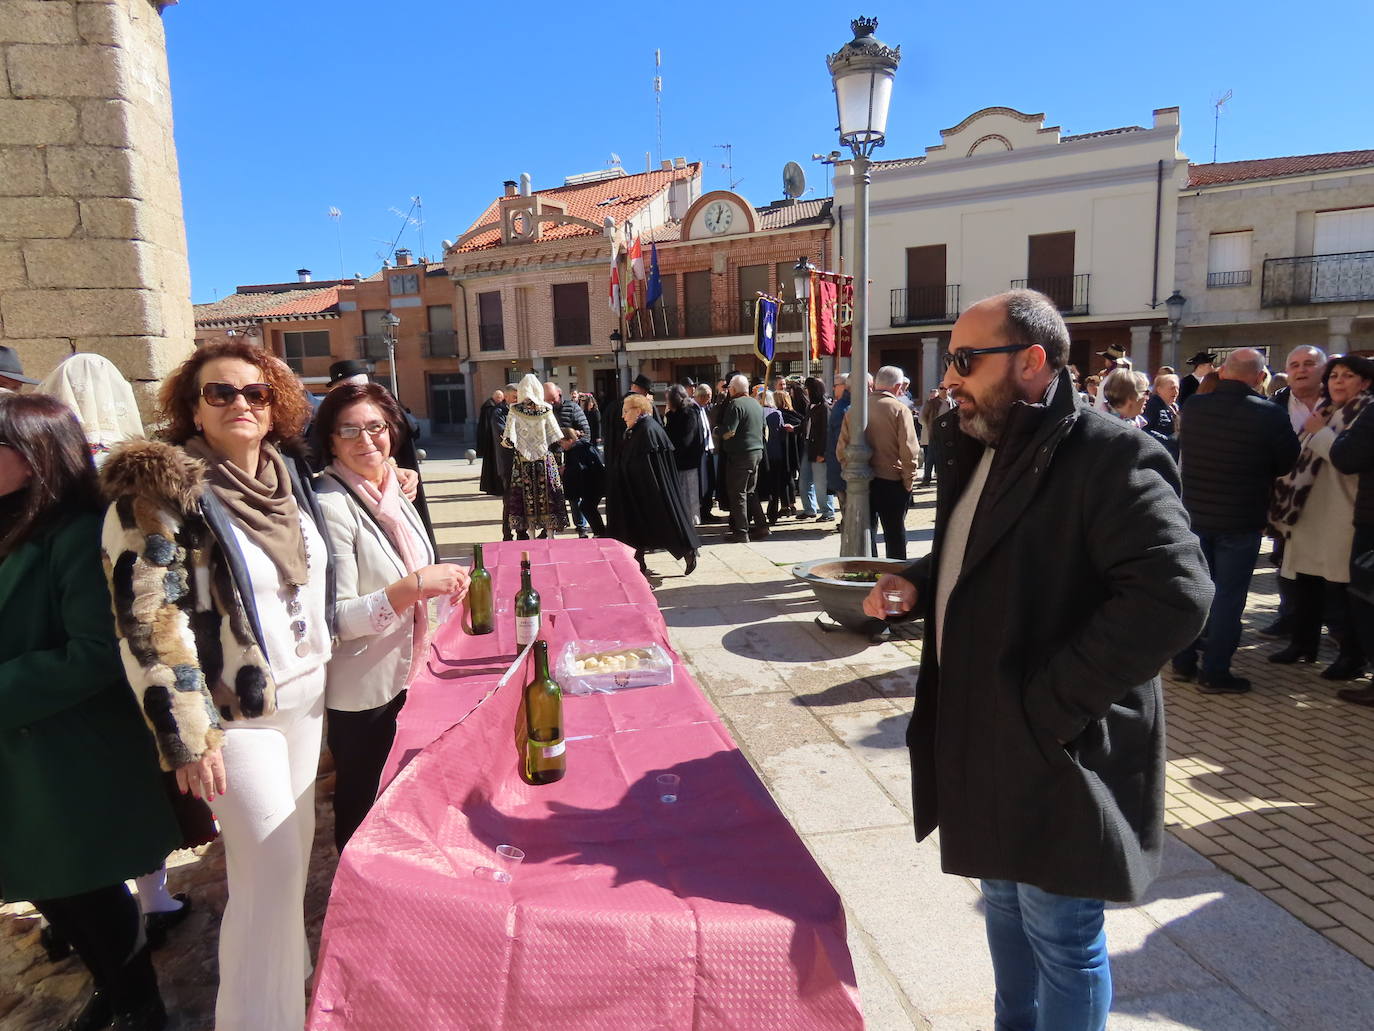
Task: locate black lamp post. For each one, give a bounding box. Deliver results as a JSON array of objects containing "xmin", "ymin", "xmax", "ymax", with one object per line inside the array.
[
  {"xmin": 381, "ymin": 311, "xmax": 401, "ymax": 401},
  {"xmin": 828, "ymin": 16, "xmax": 900, "ymax": 558},
  {"xmin": 1165, "ymin": 290, "xmax": 1187, "ymax": 370},
  {"xmin": 794, "ymin": 256, "xmax": 816, "ymax": 375}
]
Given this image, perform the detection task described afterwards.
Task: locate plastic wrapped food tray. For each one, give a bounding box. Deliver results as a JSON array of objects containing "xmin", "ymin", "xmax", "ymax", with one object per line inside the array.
[{"xmin": 556, "ymin": 640, "xmax": 674, "ymax": 695}]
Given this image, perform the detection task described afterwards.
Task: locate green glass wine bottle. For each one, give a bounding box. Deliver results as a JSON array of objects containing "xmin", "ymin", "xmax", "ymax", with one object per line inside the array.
[
  {"xmin": 522, "ymin": 639, "xmax": 566, "ymax": 785},
  {"xmin": 466, "ymin": 543, "xmax": 493, "ymax": 635},
  {"xmin": 514, "ymin": 550, "xmax": 540, "ymax": 648}
]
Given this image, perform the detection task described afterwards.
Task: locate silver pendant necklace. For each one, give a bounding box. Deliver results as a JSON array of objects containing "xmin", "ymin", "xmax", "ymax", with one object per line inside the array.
[{"xmin": 287, "ymin": 522, "xmax": 311, "ymax": 658}]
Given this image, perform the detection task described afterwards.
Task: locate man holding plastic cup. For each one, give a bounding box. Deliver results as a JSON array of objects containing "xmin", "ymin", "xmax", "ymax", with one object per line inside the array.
[{"xmin": 862, "ymin": 289, "xmax": 1212, "ymax": 1031}]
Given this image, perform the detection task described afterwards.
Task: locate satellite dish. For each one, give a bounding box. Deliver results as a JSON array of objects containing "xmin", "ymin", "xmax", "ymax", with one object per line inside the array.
[{"xmin": 783, "ymin": 161, "xmax": 807, "ymax": 199}]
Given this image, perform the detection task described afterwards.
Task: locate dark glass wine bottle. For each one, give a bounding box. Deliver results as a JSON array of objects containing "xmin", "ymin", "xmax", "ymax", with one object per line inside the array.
[
  {"xmin": 514, "ymin": 551, "xmax": 540, "ymax": 648},
  {"xmin": 467, "ymin": 543, "xmax": 493, "ymax": 635},
  {"xmin": 522, "ymin": 639, "xmax": 566, "ymax": 785}
]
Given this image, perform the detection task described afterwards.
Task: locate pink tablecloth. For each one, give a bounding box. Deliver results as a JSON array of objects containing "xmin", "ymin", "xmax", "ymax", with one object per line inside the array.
[{"xmin": 308, "ymin": 539, "xmax": 863, "ymax": 1030}]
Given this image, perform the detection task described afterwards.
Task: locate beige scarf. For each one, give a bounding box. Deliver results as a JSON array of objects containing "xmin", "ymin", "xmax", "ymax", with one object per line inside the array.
[{"xmin": 184, "ymin": 437, "xmax": 309, "ymax": 585}]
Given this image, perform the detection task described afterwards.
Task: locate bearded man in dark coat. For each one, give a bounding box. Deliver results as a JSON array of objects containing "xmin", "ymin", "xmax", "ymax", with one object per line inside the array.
[
  {"xmin": 476, "ymin": 388, "xmax": 506, "ymax": 496},
  {"xmin": 606, "ymin": 393, "xmax": 700, "ymax": 577},
  {"xmin": 863, "ymin": 290, "xmax": 1213, "ymax": 1031}
]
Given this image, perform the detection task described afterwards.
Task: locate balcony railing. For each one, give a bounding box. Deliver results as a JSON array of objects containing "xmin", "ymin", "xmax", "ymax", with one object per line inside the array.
[
  {"xmin": 356, "ymin": 334, "xmax": 390, "ymax": 360},
  {"xmin": 890, "ymin": 285, "xmax": 960, "ymax": 326},
  {"xmin": 1206, "ymin": 269, "xmax": 1252, "ymax": 288},
  {"xmin": 477, "ymin": 324, "xmax": 504, "ymax": 352},
  {"xmin": 1262, "ymin": 251, "xmax": 1374, "ymax": 308},
  {"xmin": 553, "ymin": 315, "xmax": 591, "ymax": 348},
  {"xmin": 422, "ymin": 330, "xmax": 458, "ymax": 358},
  {"xmin": 1009, "ymin": 273, "xmax": 1090, "ymax": 315},
  {"xmin": 626, "ymin": 301, "xmax": 809, "ymax": 342}
]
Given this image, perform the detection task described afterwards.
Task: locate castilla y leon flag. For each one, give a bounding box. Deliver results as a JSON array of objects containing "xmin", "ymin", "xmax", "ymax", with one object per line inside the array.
[
  {"xmin": 628, "ymin": 235, "xmax": 645, "ymax": 281},
  {"xmin": 754, "ymin": 295, "xmax": 779, "ymax": 364}
]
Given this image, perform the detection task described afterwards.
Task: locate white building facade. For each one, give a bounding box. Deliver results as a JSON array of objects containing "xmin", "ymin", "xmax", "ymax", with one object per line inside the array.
[{"xmin": 832, "ymin": 106, "xmax": 1188, "ymax": 392}]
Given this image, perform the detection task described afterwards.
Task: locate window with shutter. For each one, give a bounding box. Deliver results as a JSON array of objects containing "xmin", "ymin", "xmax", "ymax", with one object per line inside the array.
[{"xmin": 1207, "ymin": 231, "xmax": 1253, "ymax": 287}]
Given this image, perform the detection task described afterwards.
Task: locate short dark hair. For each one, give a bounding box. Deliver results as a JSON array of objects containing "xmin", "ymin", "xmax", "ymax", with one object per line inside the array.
[
  {"xmin": 0, "ymin": 393, "xmax": 102, "ymax": 557},
  {"xmin": 159, "ymin": 340, "xmax": 310, "ymax": 445},
  {"xmin": 310, "ymin": 382, "xmax": 408, "ymax": 464},
  {"xmin": 666, "ymin": 383, "xmax": 690, "ymax": 412},
  {"xmin": 1323, "ymin": 354, "xmax": 1374, "ymax": 399},
  {"xmin": 1001, "ymin": 289, "xmax": 1070, "ymax": 372}
]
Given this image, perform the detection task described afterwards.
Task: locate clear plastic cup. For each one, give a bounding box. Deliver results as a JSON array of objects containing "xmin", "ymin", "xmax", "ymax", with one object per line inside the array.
[
  {"xmin": 657, "ymin": 773, "xmax": 680, "ymax": 804},
  {"xmin": 882, "ymin": 590, "xmax": 906, "ymax": 616},
  {"xmin": 492, "ymin": 844, "xmax": 525, "ymax": 882}
]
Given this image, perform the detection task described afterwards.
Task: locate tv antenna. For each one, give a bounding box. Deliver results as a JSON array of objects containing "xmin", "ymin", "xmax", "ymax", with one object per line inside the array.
[
  {"xmin": 382, "ymin": 196, "xmax": 424, "ymax": 263},
  {"xmin": 654, "ymin": 49, "xmax": 663, "ymax": 164},
  {"xmin": 1212, "ymin": 89, "xmax": 1232, "ymax": 163},
  {"xmin": 714, "ymin": 142, "xmax": 743, "ymax": 191},
  {"xmin": 327, "ymin": 207, "xmax": 344, "ymax": 281}
]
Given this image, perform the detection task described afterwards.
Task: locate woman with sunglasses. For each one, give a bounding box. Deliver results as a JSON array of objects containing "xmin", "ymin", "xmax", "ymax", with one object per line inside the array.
[
  {"xmin": 100, "ymin": 340, "xmax": 330, "ymax": 1030},
  {"xmin": 310, "ymin": 382, "xmax": 469, "ymax": 850}
]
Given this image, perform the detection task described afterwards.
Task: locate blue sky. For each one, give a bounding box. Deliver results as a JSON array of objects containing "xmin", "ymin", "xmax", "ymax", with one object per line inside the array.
[{"xmin": 165, "ymin": 1, "xmax": 1374, "ymax": 303}]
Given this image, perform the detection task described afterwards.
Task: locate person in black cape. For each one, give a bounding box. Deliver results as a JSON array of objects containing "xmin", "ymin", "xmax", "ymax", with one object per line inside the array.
[
  {"xmin": 476, "ymin": 388, "xmax": 506, "ymax": 496},
  {"xmin": 606, "ymin": 393, "xmax": 700, "ymax": 576}
]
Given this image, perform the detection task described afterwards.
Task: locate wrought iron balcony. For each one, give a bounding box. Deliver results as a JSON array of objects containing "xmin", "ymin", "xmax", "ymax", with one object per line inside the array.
[
  {"xmin": 624, "ymin": 301, "xmax": 809, "ymax": 343},
  {"xmin": 1206, "ymin": 270, "xmax": 1252, "ymax": 288},
  {"xmin": 890, "ymin": 285, "xmax": 960, "ymax": 326},
  {"xmin": 1262, "ymin": 251, "xmax": 1374, "ymax": 308},
  {"xmin": 356, "ymin": 334, "xmax": 390, "ymax": 360},
  {"xmin": 422, "ymin": 330, "xmax": 458, "ymax": 358},
  {"xmin": 477, "ymin": 324, "xmax": 504, "ymax": 352},
  {"xmin": 553, "ymin": 316, "xmax": 591, "ymax": 348},
  {"xmin": 1009, "ymin": 274, "xmax": 1090, "ymax": 316}
]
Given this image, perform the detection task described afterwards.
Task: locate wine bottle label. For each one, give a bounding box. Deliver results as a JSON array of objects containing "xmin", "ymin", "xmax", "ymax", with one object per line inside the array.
[
  {"xmin": 540, "ymin": 741, "xmax": 566, "ymax": 759},
  {"xmin": 515, "ymin": 615, "xmax": 539, "ymax": 646}
]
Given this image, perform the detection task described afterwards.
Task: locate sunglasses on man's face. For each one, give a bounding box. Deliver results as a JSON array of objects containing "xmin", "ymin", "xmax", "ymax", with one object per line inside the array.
[
  {"xmin": 942, "ymin": 343, "xmax": 1032, "ymax": 377},
  {"xmin": 201, "ymin": 382, "xmax": 274, "ymax": 409}
]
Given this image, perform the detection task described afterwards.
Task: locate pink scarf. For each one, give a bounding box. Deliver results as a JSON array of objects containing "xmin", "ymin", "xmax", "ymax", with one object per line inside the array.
[{"xmin": 329, "ymin": 461, "xmax": 430, "ymax": 683}]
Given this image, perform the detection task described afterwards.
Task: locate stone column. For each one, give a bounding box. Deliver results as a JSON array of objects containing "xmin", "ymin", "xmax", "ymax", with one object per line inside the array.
[
  {"xmin": 1128, "ymin": 324, "xmax": 1152, "ymax": 373},
  {"xmin": 920, "ymin": 336, "xmax": 940, "ymax": 395},
  {"xmin": 0, "ymin": 0, "xmax": 192, "ymax": 419},
  {"xmin": 1329, "ymin": 315, "xmax": 1356, "ymax": 354}
]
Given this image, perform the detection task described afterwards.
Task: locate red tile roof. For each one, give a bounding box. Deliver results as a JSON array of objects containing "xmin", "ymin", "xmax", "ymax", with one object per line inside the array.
[
  {"xmin": 456, "ymin": 165, "xmax": 700, "ymax": 253},
  {"xmin": 1189, "ymin": 150, "xmax": 1374, "ymax": 187},
  {"xmin": 194, "ymin": 285, "xmax": 341, "ymax": 326}
]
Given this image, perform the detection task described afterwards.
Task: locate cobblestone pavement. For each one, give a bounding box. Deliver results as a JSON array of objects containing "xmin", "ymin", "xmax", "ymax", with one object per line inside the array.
[{"xmin": 5, "ymin": 449, "xmax": 1374, "ymax": 1029}]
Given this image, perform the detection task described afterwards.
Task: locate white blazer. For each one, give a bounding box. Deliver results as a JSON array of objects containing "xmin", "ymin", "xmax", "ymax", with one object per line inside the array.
[{"xmin": 316, "ymin": 473, "xmax": 435, "ymax": 712}]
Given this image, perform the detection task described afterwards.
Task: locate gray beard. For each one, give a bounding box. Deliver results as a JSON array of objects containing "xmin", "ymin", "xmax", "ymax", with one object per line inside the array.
[{"xmin": 955, "ymin": 366, "xmax": 1021, "ymax": 445}]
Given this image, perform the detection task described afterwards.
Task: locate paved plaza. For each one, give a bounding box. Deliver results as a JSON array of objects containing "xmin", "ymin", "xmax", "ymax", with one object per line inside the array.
[{"xmin": 6, "ymin": 447, "xmax": 1374, "ymax": 1029}]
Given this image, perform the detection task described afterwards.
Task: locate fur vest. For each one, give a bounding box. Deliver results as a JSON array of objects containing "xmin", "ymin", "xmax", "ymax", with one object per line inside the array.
[{"xmin": 99, "ymin": 438, "xmax": 330, "ymax": 769}]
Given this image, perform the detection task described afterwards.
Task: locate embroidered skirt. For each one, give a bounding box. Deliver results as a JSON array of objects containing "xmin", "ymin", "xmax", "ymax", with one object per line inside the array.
[{"xmin": 508, "ymin": 455, "xmax": 568, "ymax": 536}]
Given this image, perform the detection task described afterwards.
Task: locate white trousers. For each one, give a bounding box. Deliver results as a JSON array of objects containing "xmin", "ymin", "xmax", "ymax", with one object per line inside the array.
[{"xmin": 213, "ymin": 666, "xmax": 325, "ymax": 1031}]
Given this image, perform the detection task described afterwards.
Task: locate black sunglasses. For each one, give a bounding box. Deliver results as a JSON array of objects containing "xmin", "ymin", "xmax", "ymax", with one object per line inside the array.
[
  {"xmin": 942, "ymin": 343, "xmax": 1031, "ymax": 377},
  {"xmin": 201, "ymin": 382, "xmax": 274, "ymax": 409}
]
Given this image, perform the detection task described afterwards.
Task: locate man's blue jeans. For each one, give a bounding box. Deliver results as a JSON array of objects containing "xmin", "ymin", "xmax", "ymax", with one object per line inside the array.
[
  {"xmin": 980, "ymin": 880, "xmax": 1110, "ymax": 1031},
  {"xmin": 799, "ymin": 458, "xmax": 833, "ymax": 517},
  {"xmin": 1176, "ymin": 529, "xmax": 1262, "ymax": 676}
]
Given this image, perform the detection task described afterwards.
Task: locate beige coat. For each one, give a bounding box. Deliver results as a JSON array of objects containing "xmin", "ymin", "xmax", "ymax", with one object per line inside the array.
[
  {"xmin": 316, "ymin": 474, "xmax": 435, "ymax": 713},
  {"xmin": 837, "ymin": 391, "xmax": 922, "ymax": 491}
]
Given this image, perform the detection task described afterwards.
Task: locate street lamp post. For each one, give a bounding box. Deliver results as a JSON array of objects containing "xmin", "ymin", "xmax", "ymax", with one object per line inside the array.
[
  {"xmin": 381, "ymin": 311, "xmax": 401, "ymax": 401},
  {"xmin": 1165, "ymin": 290, "xmax": 1187, "ymax": 371},
  {"xmin": 793, "ymin": 256, "xmax": 816, "ymax": 377},
  {"xmin": 828, "ymin": 16, "xmax": 900, "ymax": 558}
]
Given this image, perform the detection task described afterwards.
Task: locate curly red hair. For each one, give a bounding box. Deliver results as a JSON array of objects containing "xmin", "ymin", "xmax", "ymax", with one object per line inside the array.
[{"xmin": 158, "ymin": 340, "xmax": 311, "ymax": 445}]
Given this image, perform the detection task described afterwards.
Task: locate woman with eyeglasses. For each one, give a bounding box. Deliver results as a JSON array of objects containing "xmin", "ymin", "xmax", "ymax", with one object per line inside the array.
[
  {"xmin": 310, "ymin": 383, "xmax": 469, "ymax": 850},
  {"xmin": 0, "ymin": 394, "xmax": 179, "ymax": 1031},
  {"xmin": 100, "ymin": 340, "xmax": 331, "ymax": 1030}
]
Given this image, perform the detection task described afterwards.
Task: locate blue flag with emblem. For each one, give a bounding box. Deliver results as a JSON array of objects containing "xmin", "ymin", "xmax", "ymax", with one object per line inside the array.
[
  {"xmin": 754, "ymin": 294, "xmax": 779, "ymax": 364},
  {"xmin": 645, "ymin": 242, "xmax": 662, "ymax": 307}
]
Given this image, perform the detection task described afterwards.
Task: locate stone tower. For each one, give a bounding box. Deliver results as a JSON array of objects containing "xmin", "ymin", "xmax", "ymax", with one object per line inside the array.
[{"xmin": 0, "ymin": 0, "xmax": 192, "ymax": 417}]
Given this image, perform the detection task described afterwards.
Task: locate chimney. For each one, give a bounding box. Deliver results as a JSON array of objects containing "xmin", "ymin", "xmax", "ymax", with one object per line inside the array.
[
  {"xmin": 519, "ymin": 172, "xmax": 532, "ymax": 196},
  {"xmin": 660, "ymin": 159, "xmax": 672, "ymax": 170},
  {"xmin": 503, "ymin": 179, "xmax": 518, "ymax": 197},
  {"xmin": 395, "ymin": 248, "xmax": 413, "ymax": 267},
  {"xmin": 673, "ymin": 156, "xmax": 687, "ymax": 168},
  {"xmin": 296, "ymin": 268, "xmax": 312, "ymax": 282}
]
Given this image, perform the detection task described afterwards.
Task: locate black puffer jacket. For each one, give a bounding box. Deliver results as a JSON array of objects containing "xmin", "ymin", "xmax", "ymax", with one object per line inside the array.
[
  {"xmin": 1329, "ymin": 401, "xmax": 1374, "ymax": 527},
  {"xmin": 1177, "ymin": 380, "xmax": 1299, "ymax": 533}
]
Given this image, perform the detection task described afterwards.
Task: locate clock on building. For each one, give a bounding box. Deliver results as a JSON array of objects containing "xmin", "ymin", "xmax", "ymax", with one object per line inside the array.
[{"xmin": 703, "ymin": 200, "xmax": 734, "ymax": 235}]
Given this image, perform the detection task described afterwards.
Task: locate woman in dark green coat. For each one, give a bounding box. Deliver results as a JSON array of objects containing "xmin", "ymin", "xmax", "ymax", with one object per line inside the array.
[{"xmin": 0, "ymin": 393, "xmax": 179, "ymax": 1031}]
